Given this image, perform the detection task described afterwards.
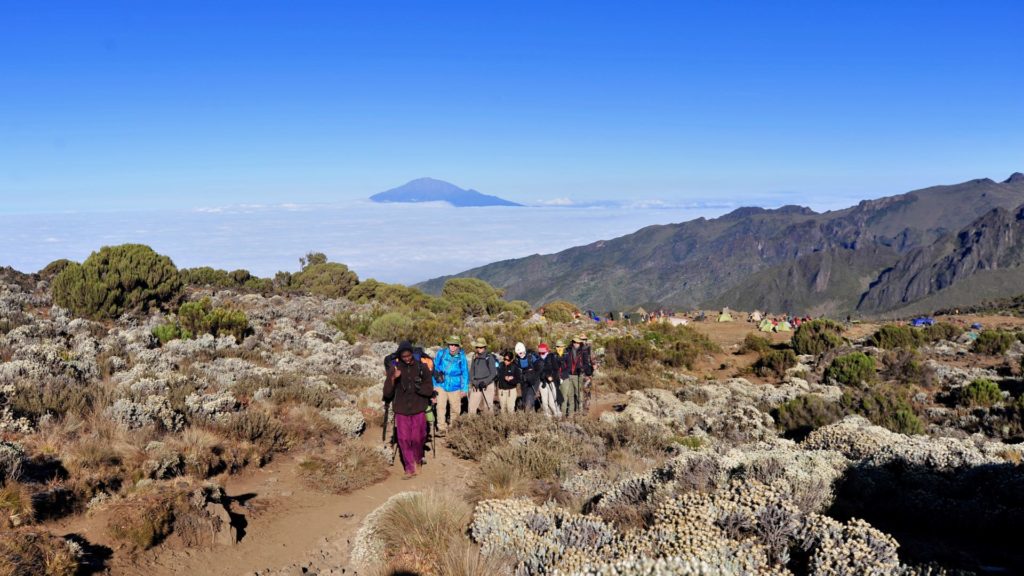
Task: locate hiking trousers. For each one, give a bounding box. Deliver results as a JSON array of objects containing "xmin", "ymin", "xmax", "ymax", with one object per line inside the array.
[
  {"xmin": 539, "ymin": 381, "xmax": 560, "ymax": 418},
  {"xmin": 561, "ymin": 374, "xmax": 584, "ymax": 417},
  {"xmin": 468, "ymin": 383, "xmax": 495, "ymax": 414},
  {"xmin": 434, "ymin": 388, "xmax": 462, "ymax": 432},
  {"xmin": 521, "ymin": 381, "xmax": 539, "ymax": 412},
  {"xmin": 497, "ymin": 388, "xmax": 516, "ymax": 413},
  {"xmin": 396, "ymin": 412, "xmax": 426, "ymax": 475}
]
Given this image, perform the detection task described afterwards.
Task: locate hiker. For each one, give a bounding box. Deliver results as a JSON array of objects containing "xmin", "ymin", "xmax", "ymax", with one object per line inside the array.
[
  {"xmin": 561, "ymin": 334, "xmax": 594, "ymax": 416},
  {"xmin": 383, "ymin": 342, "xmax": 434, "ymax": 478},
  {"xmin": 554, "ymin": 339, "xmax": 568, "ymax": 409},
  {"xmin": 514, "ymin": 342, "xmax": 541, "ymax": 411},
  {"xmin": 496, "ymin": 350, "xmax": 521, "ymax": 413},
  {"xmin": 432, "ymin": 335, "xmax": 469, "ymax": 435},
  {"xmin": 575, "ymin": 334, "xmax": 596, "ymax": 412},
  {"xmin": 536, "ymin": 343, "xmax": 561, "ymax": 418},
  {"xmin": 468, "ymin": 338, "xmax": 498, "ymax": 415}
]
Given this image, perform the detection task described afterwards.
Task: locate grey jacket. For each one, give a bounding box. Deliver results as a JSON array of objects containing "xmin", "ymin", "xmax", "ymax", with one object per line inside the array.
[{"xmin": 470, "ymin": 352, "xmax": 498, "ymax": 389}]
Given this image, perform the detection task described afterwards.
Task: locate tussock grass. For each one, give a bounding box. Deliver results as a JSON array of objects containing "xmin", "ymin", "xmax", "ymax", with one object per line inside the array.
[
  {"xmin": 0, "ymin": 529, "xmax": 79, "ymax": 576},
  {"xmin": 297, "ymin": 442, "xmax": 389, "ymax": 494}
]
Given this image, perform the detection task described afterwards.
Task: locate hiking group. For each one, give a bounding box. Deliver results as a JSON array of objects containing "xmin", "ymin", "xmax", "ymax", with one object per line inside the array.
[{"xmin": 381, "ymin": 334, "xmax": 595, "ymax": 478}]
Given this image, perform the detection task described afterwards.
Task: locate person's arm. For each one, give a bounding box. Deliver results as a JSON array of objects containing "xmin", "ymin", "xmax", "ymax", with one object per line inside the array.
[
  {"xmin": 383, "ymin": 365, "xmax": 397, "ymax": 402},
  {"xmin": 459, "ymin": 354, "xmax": 470, "ymax": 393}
]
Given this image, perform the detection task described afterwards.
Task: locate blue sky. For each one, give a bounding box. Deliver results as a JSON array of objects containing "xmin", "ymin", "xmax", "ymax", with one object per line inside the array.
[{"xmin": 1, "ymin": 0, "xmax": 1023, "ymax": 214}]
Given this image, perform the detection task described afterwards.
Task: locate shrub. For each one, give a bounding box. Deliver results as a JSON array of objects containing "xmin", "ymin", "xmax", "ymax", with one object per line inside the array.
[
  {"xmin": 773, "ymin": 395, "xmax": 844, "ymax": 439},
  {"xmin": 881, "ymin": 349, "xmax": 929, "ymax": 386},
  {"xmin": 824, "ymin": 352, "xmax": 876, "ymax": 386},
  {"xmin": 0, "ymin": 529, "xmax": 79, "ymax": 576},
  {"xmin": 38, "ymin": 259, "xmax": 73, "ymax": 280},
  {"xmin": 791, "ymin": 319, "xmax": 844, "ymax": 356},
  {"xmin": 368, "ymin": 312, "xmax": 415, "ymax": 343},
  {"xmin": 446, "ymin": 412, "xmax": 558, "ymax": 461},
  {"xmin": 541, "ymin": 300, "xmax": 579, "ymax": 323},
  {"xmin": 105, "ymin": 487, "xmax": 182, "ymax": 549},
  {"xmin": 956, "ymin": 378, "xmax": 1003, "ymax": 408},
  {"xmin": 869, "ymin": 325, "xmax": 920, "ymax": 350},
  {"xmin": 973, "ymin": 330, "xmax": 1015, "ymax": 356},
  {"xmin": 739, "ymin": 333, "xmax": 772, "ymax": 355},
  {"xmin": 604, "ymin": 337, "xmax": 658, "ymax": 369},
  {"xmin": 291, "ymin": 260, "xmax": 359, "ymax": 298},
  {"xmin": 376, "ymin": 490, "xmax": 472, "ymax": 575},
  {"xmin": 754, "ymin": 349, "xmax": 797, "ymax": 379},
  {"xmin": 440, "ymin": 278, "xmax": 508, "ymax": 317},
  {"xmin": 922, "ymin": 322, "xmax": 963, "ymax": 343},
  {"xmin": 152, "ymin": 322, "xmax": 187, "ymax": 345},
  {"xmin": 297, "ymin": 443, "xmax": 389, "ymax": 493},
  {"xmin": 840, "ymin": 384, "xmax": 924, "ymax": 435},
  {"xmin": 10, "ymin": 381, "xmax": 94, "ymax": 421},
  {"xmin": 175, "ymin": 298, "xmax": 250, "ymax": 342},
  {"xmin": 50, "ymin": 244, "xmax": 182, "ymax": 320},
  {"xmin": 221, "ymin": 411, "xmax": 289, "ymax": 461}
]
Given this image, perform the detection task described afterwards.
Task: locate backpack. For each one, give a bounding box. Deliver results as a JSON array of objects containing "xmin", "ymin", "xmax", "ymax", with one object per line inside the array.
[{"xmin": 384, "ymin": 347, "xmax": 431, "ymax": 375}]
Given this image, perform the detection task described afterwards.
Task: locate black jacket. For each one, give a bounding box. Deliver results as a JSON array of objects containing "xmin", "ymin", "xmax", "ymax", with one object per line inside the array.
[
  {"xmin": 383, "ymin": 359, "xmax": 434, "ymax": 416},
  {"xmin": 536, "ymin": 353, "xmax": 561, "ymax": 385},
  {"xmin": 496, "ymin": 361, "xmax": 522, "ymax": 390},
  {"xmin": 565, "ymin": 346, "xmax": 594, "ymax": 377}
]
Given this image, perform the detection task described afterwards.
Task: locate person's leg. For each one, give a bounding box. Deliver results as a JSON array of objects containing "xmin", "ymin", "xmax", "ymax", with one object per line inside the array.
[
  {"xmin": 435, "ymin": 389, "xmax": 450, "ymax": 433},
  {"xmin": 501, "ymin": 389, "xmax": 515, "ymax": 413},
  {"xmin": 467, "ymin": 388, "xmax": 482, "ymax": 415},
  {"xmin": 396, "ymin": 413, "xmax": 424, "ymax": 475},
  {"xmin": 561, "ymin": 378, "xmax": 575, "ymax": 417},
  {"xmin": 522, "ymin": 383, "xmax": 536, "ymax": 412}
]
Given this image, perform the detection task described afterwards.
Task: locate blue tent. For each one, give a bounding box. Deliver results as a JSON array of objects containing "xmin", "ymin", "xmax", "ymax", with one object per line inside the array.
[{"xmin": 910, "ymin": 317, "xmax": 935, "ymax": 327}]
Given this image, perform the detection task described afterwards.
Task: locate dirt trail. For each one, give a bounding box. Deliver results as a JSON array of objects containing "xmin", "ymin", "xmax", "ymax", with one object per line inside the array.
[{"xmin": 57, "ymin": 426, "xmax": 473, "ymax": 575}]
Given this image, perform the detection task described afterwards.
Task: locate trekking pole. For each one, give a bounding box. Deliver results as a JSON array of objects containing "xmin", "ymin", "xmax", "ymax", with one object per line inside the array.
[{"xmin": 382, "ymin": 401, "xmax": 390, "ymax": 443}]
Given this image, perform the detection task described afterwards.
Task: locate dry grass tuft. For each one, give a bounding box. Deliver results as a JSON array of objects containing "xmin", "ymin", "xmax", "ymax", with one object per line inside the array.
[
  {"xmin": 297, "ymin": 442, "xmax": 389, "ymax": 494},
  {"xmin": 466, "ymin": 457, "xmax": 531, "ymax": 504},
  {"xmin": 104, "ymin": 485, "xmax": 188, "ymax": 549},
  {"xmin": 0, "ymin": 529, "xmax": 79, "ymax": 576},
  {"xmin": 375, "ymin": 490, "xmax": 473, "ymax": 575},
  {"xmin": 0, "ymin": 482, "xmax": 36, "ymax": 527}
]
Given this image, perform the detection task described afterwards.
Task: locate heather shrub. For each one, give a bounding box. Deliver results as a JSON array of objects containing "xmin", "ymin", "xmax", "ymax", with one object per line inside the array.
[
  {"xmin": 368, "ymin": 312, "xmax": 415, "ymax": 342},
  {"xmin": 739, "ymin": 333, "xmax": 772, "ymax": 354},
  {"xmin": 604, "ymin": 337, "xmax": 658, "ymax": 369},
  {"xmin": 446, "ymin": 412, "xmax": 558, "ymax": 461},
  {"xmin": 221, "ymin": 411, "xmax": 289, "ymax": 460},
  {"xmin": 10, "ymin": 381, "xmax": 95, "ymax": 421},
  {"xmin": 38, "ymin": 258, "xmax": 73, "ymax": 280},
  {"xmin": 973, "ymin": 330, "xmax": 1015, "ymax": 356},
  {"xmin": 541, "ymin": 300, "xmax": 578, "ymax": 323},
  {"xmin": 881, "ymin": 349, "xmax": 932, "ymax": 387},
  {"xmin": 440, "ymin": 278, "xmax": 508, "ymax": 316},
  {"xmin": 840, "ymin": 384, "xmax": 924, "ymax": 435},
  {"xmin": 291, "ymin": 259, "xmax": 359, "ymax": 298},
  {"xmin": 152, "ymin": 322, "xmax": 187, "ymax": 345},
  {"xmin": 869, "ymin": 324, "xmax": 920, "ymax": 350},
  {"xmin": 172, "ymin": 297, "xmax": 250, "ymax": 342},
  {"xmin": 791, "ymin": 319, "xmax": 844, "ymax": 356},
  {"xmin": 50, "ymin": 244, "xmax": 182, "ymax": 320},
  {"xmin": 922, "ymin": 322, "xmax": 963, "ymax": 342},
  {"xmin": 824, "ymin": 352, "xmax": 876, "ymax": 386},
  {"xmin": 754, "ymin": 348, "xmax": 797, "ymax": 378},
  {"xmin": 773, "ymin": 395, "xmax": 844, "ymax": 439},
  {"xmin": 956, "ymin": 378, "xmax": 1003, "ymax": 408}
]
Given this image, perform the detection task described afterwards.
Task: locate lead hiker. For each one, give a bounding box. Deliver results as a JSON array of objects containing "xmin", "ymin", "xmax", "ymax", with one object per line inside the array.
[
  {"xmin": 432, "ymin": 335, "xmax": 469, "ymax": 435},
  {"xmin": 382, "ymin": 342, "xmax": 434, "ymax": 478},
  {"xmin": 563, "ymin": 334, "xmax": 594, "ymax": 416},
  {"xmin": 536, "ymin": 343, "xmax": 561, "ymax": 418},
  {"xmin": 468, "ymin": 337, "xmax": 498, "ymax": 414}
]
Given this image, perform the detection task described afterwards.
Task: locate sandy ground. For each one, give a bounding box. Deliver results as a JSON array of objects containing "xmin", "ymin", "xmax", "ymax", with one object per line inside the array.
[{"xmin": 46, "ymin": 314, "xmax": 1016, "ymax": 574}]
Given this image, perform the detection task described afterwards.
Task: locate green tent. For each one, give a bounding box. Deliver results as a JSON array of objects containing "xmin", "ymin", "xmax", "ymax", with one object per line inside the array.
[
  {"xmin": 776, "ymin": 320, "xmax": 793, "ymax": 332},
  {"xmin": 759, "ymin": 319, "xmax": 774, "ymax": 332},
  {"xmin": 717, "ymin": 312, "xmax": 733, "ymax": 322}
]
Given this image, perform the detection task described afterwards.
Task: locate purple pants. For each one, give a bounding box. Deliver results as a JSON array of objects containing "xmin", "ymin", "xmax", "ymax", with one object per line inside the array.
[{"xmin": 395, "ymin": 412, "xmax": 426, "ymax": 474}]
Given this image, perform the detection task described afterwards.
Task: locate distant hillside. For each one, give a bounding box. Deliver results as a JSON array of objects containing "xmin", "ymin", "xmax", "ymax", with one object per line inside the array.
[
  {"xmin": 370, "ymin": 178, "xmax": 521, "ymax": 207},
  {"xmin": 418, "ymin": 173, "xmax": 1024, "ymax": 317}
]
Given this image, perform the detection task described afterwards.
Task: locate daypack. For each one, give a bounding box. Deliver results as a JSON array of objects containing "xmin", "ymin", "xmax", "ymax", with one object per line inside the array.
[{"xmin": 383, "ymin": 347, "xmax": 433, "ymax": 376}]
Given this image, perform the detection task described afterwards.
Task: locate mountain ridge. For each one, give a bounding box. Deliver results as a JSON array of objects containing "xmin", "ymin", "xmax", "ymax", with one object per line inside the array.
[
  {"xmin": 417, "ymin": 173, "xmax": 1024, "ymax": 317},
  {"xmin": 370, "ymin": 177, "xmax": 521, "ymax": 207}
]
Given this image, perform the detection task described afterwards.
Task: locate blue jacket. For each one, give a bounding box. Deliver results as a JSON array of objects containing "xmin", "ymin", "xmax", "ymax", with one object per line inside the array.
[{"xmin": 433, "ymin": 348, "xmax": 469, "ymax": 393}]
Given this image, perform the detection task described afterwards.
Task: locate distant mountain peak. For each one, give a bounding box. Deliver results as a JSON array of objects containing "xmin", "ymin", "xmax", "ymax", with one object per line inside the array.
[
  {"xmin": 1005, "ymin": 172, "xmax": 1024, "ymax": 184},
  {"xmin": 370, "ymin": 178, "xmax": 521, "ymax": 207}
]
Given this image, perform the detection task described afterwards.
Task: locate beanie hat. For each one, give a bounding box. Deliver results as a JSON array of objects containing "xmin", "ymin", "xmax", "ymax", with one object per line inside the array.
[
  {"xmin": 514, "ymin": 342, "xmax": 526, "ymax": 355},
  {"xmin": 538, "ymin": 343, "xmax": 549, "ymax": 353}
]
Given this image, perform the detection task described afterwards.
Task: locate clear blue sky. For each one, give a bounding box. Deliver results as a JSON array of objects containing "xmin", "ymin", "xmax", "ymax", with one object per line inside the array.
[{"xmin": 2, "ymin": 0, "xmax": 1022, "ymax": 213}]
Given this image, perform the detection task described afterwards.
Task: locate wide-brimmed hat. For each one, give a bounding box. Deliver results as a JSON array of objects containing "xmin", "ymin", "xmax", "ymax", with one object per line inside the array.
[
  {"xmin": 445, "ymin": 335, "xmax": 462, "ymax": 346},
  {"xmin": 572, "ymin": 335, "xmax": 584, "ymax": 344},
  {"xmin": 473, "ymin": 337, "xmax": 487, "ymax": 348},
  {"xmin": 555, "ymin": 339, "xmax": 566, "ymax": 347}
]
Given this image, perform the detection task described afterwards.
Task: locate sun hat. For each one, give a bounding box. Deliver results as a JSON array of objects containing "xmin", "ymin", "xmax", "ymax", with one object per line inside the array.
[
  {"xmin": 445, "ymin": 335, "xmax": 462, "ymax": 346},
  {"xmin": 473, "ymin": 337, "xmax": 487, "ymax": 348},
  {"xmin": 555, "ymin": 339, "xmax": 566, "ymax": 348}
]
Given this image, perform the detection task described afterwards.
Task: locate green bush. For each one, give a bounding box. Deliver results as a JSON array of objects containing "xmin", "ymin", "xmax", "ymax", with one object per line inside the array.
[
  {"xmin": 291, "ymin": 257, "xmax": 359, "ymax": 298},
  {"xmin": 38, "ymin": 258, "xmax": 73, "ymax": 280},
  {"xmin": 542, "ymin": 300, "xmax": 579, "ymax": 323},
  {"xmin": 956, "ymin": 378, "xmax": 1003, "ymax": 408},
  {"xmin": 973, "ymin": 330, "xmax": 1015, "ymax": 356},
  {"xmin": 791, "ymin": 319, "xmax": 844, "ymax": 356},
  {"xmin": 605, "ymin": 337, "xmax": 658, "ymax": 369},
  {"xmin": 773, "ymin": 395, "xmax": 844, "ymax": 439},
  {"xmin": 869, "ymin": 325, "xmax": 920, "ymax": 350},
  {"xmin": 368, "ymin": 311, "xmax": 415, "ymax": 342},
  {"xmin": 922, "ymin": 322, "xmax": 963, "ymax": 343},
  {"xmin": 51, "ymin": 244, "xmax": 183, "ymax": 320},
  {"xmin": 439, "ymin": 278, "xmax": 508, "ymax": 316},
  {"xmin": 881, "ymin": 349, "xmax": 926, "ymax": 385},
  {"xmin": 739, "ymin": 333, "xmax": 772, "ymax": 355},
  {"xmin": 152, "ymin": 322, "xmax": 188, "ymax": 345},
  {"xmin": 754, "ymin": 349, "xmax": 797, "ymax": 378},
  {"xmin": 824, "ymin": 352, "xmax": 876, "ymax": 386},
  {"xmin": 840, "ymin": 384, "xmax": 923, "ymax": 435},
  {"xmin": 164, "ymin": 297, "xmax": 250, "ymax": 343}
]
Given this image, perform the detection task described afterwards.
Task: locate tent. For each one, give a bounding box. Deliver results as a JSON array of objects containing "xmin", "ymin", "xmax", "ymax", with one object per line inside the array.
[
  {"xmin": 759, "ymin": 319, "xmax": 774, "ymax": 332},
  {"xmin": 776, "ymin": 321, "xmax": 793, "ymax": 332},
  {"xmin": 909, "ymin": 317, "xmax": 935, "ymax": 328},
  {"xmin": 749, "ymin": 311, "xmax": 763, "ymax": 322},
  {"xmin": 717, "ymin": 312, "xmax": 734, "ymax": 322}
]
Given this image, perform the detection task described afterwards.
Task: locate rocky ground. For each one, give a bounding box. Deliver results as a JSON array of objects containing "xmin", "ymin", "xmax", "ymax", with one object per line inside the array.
[{"xmin": 3, "ymin": 272, "xmax": 1024, "ymax": 575}]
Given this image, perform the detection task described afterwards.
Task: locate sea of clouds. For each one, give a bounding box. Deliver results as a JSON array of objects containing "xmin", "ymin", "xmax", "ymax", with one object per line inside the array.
[{"xmin": 0, "ymin": 200, "xmax": 732, "ymax": 285}]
